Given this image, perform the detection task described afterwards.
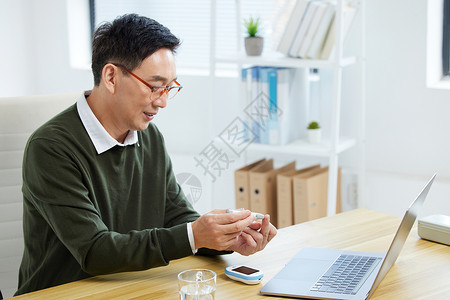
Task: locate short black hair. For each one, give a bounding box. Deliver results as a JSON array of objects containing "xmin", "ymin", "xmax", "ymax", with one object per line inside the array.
[{"xmin": 91, "ymin": 14, "xmax": 181, "ymax": 86}]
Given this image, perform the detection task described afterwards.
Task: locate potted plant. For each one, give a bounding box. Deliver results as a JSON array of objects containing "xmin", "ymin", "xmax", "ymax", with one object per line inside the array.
[
  {"xmin": 244, "ymin": 17, "xmax": 263, "ymax": 56},
  {"xmin": 307, "ymin": 121, "xmax": 321, "ymax": 144}
]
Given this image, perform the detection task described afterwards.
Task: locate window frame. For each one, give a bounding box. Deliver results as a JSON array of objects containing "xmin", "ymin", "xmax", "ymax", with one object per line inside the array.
[
  {"xmin": 89, "ymin": 0, "xmax": 96, "ymax": 42},
  {"xmin": 443, "ymin": 0, "xmax": 450, "ymax": 77},
  {"xmin": 426, "ymin": 0, "xmax": 450, "ymax": 89}
]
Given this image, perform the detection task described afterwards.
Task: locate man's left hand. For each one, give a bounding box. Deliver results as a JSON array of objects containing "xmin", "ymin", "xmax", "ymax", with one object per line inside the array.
[{"xmin": 227, "ymin": 214, "xmax": 277, "ymax": 256}]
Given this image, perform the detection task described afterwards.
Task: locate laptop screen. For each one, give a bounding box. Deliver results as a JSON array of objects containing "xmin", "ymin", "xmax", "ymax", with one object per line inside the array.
[{"xmin": 366, "ymin": 174, "xmax": 436, "ymax": 298}]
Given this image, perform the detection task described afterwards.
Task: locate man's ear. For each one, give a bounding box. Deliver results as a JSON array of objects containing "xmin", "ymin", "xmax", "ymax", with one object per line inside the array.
[{"xmin": 102, "ymin": 64, "xmax": 119, "ymax": 94}]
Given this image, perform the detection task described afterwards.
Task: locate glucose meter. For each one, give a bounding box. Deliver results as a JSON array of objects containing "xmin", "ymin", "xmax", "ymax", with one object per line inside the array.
[{"xmin": 225, "ymin": 265, "xmax": 264, "ymax": 285}]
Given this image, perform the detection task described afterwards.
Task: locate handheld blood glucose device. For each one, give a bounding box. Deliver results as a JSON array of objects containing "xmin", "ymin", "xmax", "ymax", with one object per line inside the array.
[
  {"xmin": 226, "ymin": 208, "xmax": 264, "ymax": 220},
  {"xmin": 225, "ymin": 265, "xmax": 264, "ymax": 285}
]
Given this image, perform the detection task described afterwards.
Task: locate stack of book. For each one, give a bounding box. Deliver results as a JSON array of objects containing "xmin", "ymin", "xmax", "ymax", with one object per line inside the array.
[
  {"xmin": 234, "ymin": 159, "xmax": 341, "ymax": 228},
  {"xmin": 277, "ymin": 0, "xmax": 356, "ymax": 60},
  {"xmin": 241, "ymin": 66, "xmax": 303, "ymax": 146}
]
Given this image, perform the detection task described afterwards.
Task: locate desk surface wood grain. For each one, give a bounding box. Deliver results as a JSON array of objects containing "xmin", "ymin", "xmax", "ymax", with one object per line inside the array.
[{"xmin": 11, "ymin": 209, "xmax": 450, "ymax": 299}]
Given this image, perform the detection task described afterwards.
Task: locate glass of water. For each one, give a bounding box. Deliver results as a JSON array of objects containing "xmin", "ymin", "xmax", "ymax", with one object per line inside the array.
[{"xmin": 178, "ymin": 269, "xmax": 216, "ymax": 300}]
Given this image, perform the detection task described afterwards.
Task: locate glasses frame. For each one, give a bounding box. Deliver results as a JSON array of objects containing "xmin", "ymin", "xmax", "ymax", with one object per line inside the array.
[{"xmin": 111, "ymin": 63, "xmax": 182, "ymax": 100}]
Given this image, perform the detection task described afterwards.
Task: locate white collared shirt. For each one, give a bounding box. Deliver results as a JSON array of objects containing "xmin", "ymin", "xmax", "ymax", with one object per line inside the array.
[
  {"xmin": 76, "ymin": 92, "xmax": 138, "ymax": 154},
  {"xmin": 76, "ymin": 92, "xmax": 197, "ymax": 253}
]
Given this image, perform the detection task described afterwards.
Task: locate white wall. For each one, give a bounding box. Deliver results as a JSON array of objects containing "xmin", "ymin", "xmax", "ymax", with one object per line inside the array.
[
  {"xmin": 364, "ymin": 0, "xmax": 450, "ymax": 217},
  {"xmin": 0, "ymin": 0, "xmax": 35, "ymax": 96},
  {"xmin": 0, "ymin": 0, "xmax": 92, "ymax": 97}
]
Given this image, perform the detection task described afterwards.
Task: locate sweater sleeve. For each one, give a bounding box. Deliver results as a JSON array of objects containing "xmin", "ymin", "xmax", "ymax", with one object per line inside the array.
[{"xmin": 22, "ymin": 137, "xmax": 194, "ymax": 275}]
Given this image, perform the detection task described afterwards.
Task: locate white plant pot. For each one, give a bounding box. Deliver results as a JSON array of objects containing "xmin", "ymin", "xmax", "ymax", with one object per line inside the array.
[
  {"xmin": 245, "ymin": 37, "xmax": 264, "ymax": 56},
  {"xmin": 307, "ymin": 129, "xmax": 321, "ymax": 144}
]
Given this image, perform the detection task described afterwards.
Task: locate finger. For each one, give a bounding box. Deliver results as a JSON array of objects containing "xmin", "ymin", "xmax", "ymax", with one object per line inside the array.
[
  {"xmin": 209, "ymin": 209, "xmax": 228, "ymax": 214},
  {"xmin": 221, "ymin": 213, "xmax": 255, "ymax": 234},
  {"xmin": 224, "ymin": 230, "xmax": 244, "ymax": 240},
  {"xmin": 248, "ymin": 222, "xmax": 262, "ymax": 230},
  {"xmin": 251, "ymin": 214, "xmax": 272, "ymax": 251},
  {"xmin": 216, "ymin": 233, "xmax": 242, "ymax": 251},
  {"xmin": 243, "ymin": 227, "xmax": 263, "ymax": 249},
  {"xmin": 239, "ymin": 231, "xmax": 258, "ymax": 255},
  {"xmin": 215, "ymin": 209, "xmax": 253, "ymax": 225},
  {"xmin": 221, "ymin": 218, "xmax": 253, "ymax": 235},
  {"xmin": 267, "ymin": 224, "xmax": 277, "ymax": 242},
  {"xmin": 260, "ymin": 214, "xmax": 271, "ymax": 240}
]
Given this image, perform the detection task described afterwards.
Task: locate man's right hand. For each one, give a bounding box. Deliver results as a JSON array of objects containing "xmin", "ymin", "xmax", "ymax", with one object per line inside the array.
[{"xmin": 191, "ymin": 209, "xmax": 256, "ymax": 251}]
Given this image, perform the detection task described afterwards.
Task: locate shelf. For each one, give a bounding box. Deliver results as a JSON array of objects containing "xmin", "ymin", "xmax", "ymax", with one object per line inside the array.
[
  {"xmin": 210, "ymin": 0, "xmax": 364, "ymax": 217},
  {"xmin": 245, "ymin": 137, "xmax": 356, "ymax": 157},
  {"xmin": 215, "ymin": 52, "xmax": 357, "ymax": 69}
]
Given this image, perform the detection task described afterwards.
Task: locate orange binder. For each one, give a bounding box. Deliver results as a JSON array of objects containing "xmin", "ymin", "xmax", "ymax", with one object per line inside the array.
[
  {"xmin": 249, "ymin": 160, "xmax": 296, "ymax": 227},
  {"xmin": 293, "ymin": 167, "xmax": 342, "ymax": 224},
  {"xmin": 276, "ymin": 164, "xmax": 321, "ymax": 228},
  {"xmin": 234, "ymin": 158, "xmax": 267, "ymax": 210}
]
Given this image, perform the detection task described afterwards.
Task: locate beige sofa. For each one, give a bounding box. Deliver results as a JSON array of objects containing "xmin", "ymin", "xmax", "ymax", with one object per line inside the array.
[{"xmin": 0, "ymin": 92, "xmax": 80, "ymax": 298}]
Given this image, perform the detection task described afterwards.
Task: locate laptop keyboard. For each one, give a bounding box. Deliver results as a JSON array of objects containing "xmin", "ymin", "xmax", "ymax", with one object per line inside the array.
[{"xmin": 310, "ymin": 254, "xmax": 382, "ymax": 295}]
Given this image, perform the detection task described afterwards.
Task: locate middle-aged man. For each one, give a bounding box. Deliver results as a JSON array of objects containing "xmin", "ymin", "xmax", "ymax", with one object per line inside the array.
[{"xmin": 16, "ymin": 14, "xmax": 277, "ymax": 296}]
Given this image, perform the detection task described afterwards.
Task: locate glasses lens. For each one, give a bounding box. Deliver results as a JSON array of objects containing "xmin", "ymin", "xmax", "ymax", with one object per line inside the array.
[
  {"xmin": 150, "ymin": 87, "xmax": 165, "ymax": 100},
  {"xmin": 167, "ymin": 87, "xmax": 181, "ymax": 99},
  {"xmin": 150, "ymin": 86, "xmax": 181, "ymax": 100}
]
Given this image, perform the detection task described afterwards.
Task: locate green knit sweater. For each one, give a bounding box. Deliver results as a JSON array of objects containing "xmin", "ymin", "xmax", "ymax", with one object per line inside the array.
[{"xmin": 16, "ymin": 104, "xmax": 200, "ymax": 295}]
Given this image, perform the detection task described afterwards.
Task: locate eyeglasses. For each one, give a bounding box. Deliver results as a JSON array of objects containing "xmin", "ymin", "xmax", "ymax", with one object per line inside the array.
[{"xmin": 112, "ymin": 63, "xmax": 182, "ymax": 100}]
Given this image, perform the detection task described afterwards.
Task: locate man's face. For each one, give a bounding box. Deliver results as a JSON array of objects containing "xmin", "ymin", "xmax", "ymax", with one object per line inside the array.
[{"xmin": 114, "ymin": 48, "xmax": 177, "ymax": 132}]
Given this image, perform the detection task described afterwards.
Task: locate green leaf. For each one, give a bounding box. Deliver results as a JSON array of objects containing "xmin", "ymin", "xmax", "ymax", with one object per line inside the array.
[
  {"xmin": 307, "ymin": 121, "xmax": 320, "ymax": 129},
  {"xmin": 244, "ymin": 17, "xmax": 260, "ymax": 37}
]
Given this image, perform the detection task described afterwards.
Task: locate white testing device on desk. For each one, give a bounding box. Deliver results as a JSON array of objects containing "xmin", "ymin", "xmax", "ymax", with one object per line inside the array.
[
  {"xmin": 225, "ymin": 265, "xmax": 264, "ymax": 285},
  {"xmin": 226, "ymin": 208, "xmax": 264, "ymax": 220}
]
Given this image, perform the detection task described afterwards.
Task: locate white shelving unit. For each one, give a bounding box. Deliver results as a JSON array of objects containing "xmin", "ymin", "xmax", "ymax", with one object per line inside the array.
[
  {"xmin": 246, "ymin": 137, "xmax": 357, "ymax": 157},
  {"xmin": 210, "ymin": 0, "xmax": 365, "ymax": 216},
  {"xmin": 215, "ymin": 53, "xmax": 357, "ymax": 69}
]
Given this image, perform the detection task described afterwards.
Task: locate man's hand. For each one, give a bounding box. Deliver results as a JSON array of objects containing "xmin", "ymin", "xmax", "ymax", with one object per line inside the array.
[
  {"xmin": 191, "ymin": 210, "xmax": 277, "ymax": 256},
  {"xmin": 191, "ymin": 209, "xmax": 256, "ymax": 251},
  {"xmin": 227, "ymin": 214, "xmax": 277, "ymax": 256}
]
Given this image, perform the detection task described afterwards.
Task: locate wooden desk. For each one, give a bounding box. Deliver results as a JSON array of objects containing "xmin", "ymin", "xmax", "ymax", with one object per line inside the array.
[{"xmin": 11, "ymin": 209, "xmax": 450, "ymax": 299}]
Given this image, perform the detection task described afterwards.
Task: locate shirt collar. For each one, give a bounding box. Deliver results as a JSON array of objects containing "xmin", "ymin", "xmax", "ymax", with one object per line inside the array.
[{"xmin": 77, "ymin": 91, "xmax": 138, "ymax": 154}]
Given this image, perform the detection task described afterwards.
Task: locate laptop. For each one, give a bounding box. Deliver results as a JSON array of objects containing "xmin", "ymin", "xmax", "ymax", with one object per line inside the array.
[{"xmin": 260, "ymin": 174, "xmax": 436, "ymax": 299}]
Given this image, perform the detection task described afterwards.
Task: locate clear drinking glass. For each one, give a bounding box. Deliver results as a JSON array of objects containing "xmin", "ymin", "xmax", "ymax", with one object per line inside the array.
[{"xmin": 178, "ymin": 269, "xmax": 216, "ymax": 300}]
